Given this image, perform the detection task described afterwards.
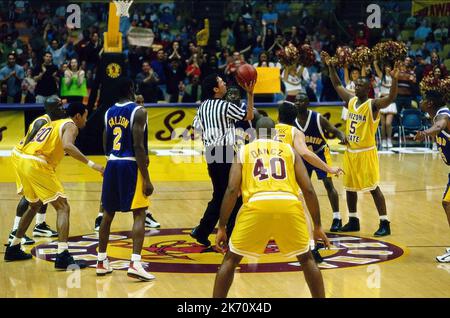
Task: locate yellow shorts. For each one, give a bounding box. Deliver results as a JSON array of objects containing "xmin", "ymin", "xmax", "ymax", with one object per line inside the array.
[
  {"xmin": 443, "ymin": 174, "xmax": 450, "ymax": 203},
  {"xmin": 229, "ymin": 193, "xmax": 310, "ymax": 258},
  {"xmin": 343, "ymin": 147, "xmax": 379, "ymax": 192},
  {"xmin": 12, "ymin": 154, "xmax": 66, "ymax": 204},
  {"xmin": 11, "ymin": 151, "xmax": 23, "ymax": 194}
]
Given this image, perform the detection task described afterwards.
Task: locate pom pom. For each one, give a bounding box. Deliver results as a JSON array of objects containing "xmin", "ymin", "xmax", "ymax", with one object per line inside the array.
[
  {"xmin": 333, "ymin": 46, "xmax": 353, "ymax": 68},
  {"xmin": 373, "ymin": 41, "xmax": 407, "ymax": 65},
  {"xmin": 277, "ymin": 43, "xmax": 300, "ymax": 66},
  {"xmin": 298, "ymin": 44, "xmax": 316, "ymax": 67},
  {"xmin": 351, "ymin": 46, "xmax": 373, "ymax": 68}
]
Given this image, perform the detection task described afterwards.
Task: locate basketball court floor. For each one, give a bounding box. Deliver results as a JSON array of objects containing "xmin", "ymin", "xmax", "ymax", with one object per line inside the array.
[{"xmin": 0, "ymin": 151, "xmax": 449, "ymax": 298}]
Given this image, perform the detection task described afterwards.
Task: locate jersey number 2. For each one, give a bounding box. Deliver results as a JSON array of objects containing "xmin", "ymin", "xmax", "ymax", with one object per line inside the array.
[
  {"xmin": 253, "ymin": 157, "xmax": 287, "ymax": 181},
  {"xmin": 113, "ymin": 127, "xmax": 122, "ymax": 150}
]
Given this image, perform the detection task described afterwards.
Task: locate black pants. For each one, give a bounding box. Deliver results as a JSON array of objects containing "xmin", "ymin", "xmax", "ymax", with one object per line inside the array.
[{"xmin": 196, "ymin": 146, "xmax": 243, "ymax": 239}]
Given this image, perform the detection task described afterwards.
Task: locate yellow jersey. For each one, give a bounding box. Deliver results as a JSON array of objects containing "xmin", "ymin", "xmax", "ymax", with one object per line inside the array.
[
  {"xmin": 274, "ymin": 123, "xmax": 295, "ymax": 146},
  {"xmin": 239, "ymin": 139, "xmax": 299, "ymax": 203},
  {"xmin": 346, "ymin": 97, "xmax": 379, "ymax": 150},
  {"xmin": 21, "ymin": 118, "xmax": 74, "ymax": 169},
  {"xmin": 14, "ymin": 114, "xmax": 51, "ymax": 153}
]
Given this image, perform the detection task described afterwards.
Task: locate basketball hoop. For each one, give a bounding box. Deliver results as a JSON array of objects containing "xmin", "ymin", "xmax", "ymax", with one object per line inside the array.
[{"xmin": 113, "ymin": 0, "xmax": 133, "ymax": 17}]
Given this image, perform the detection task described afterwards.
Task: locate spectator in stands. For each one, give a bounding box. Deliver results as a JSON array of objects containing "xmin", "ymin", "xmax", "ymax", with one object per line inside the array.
[
  {"xmin": 61, "ymin": 58, "xmax": 87, "ymax": 102},
  {"xmin": 253, "ymin": 51, "xmax": 277, "ymax": 68},
  {"xmin": 45, "ymin": 38, "xmax": 67, "ymax": 68},
  {"xmin": 414, "ymin": 19, "xmax": 432, "ymax": 41},
  {"xmin": 85, "ymin": 32, "xmax": 102, "ymax": 72},
  {"xmin": 262, "ymin": 24, "xmax": 276, "ymax": 51},
  {"xmin": 0, "ymin": 83, "xmax": 8, "ymax": 103},
  {"xmin": 136, "ymin": 61, "xmax": 160, "ymax": 103},
  {"xmin": 186, "ymin": 53, "xmax": 202, "ymax": 78},
  {"xmin": 424, "ymin": 51, "xmax": 448, "ymax": 77},
  {"xmin": 262, "ymin": 2, "xmax": 278, "ymax": 32},
  {"xmin": 20, "ymin": 68, "xmax": 36, "ymax": 103},
  {"xmin": 425, "ymin": 34, "xmax": 442, "ymax": 53},
  {"xmin": 181, "ymin": 75, "xmax": 202, "ymax": 103},
  {"xmin": 151, "ymin": 49, "xmax": 168, "ymax": 100},
  {"xmin": 414, "ymin": 52, "xmax": 427, "ymax": 83},
  {"xmin": 396, "ymin": 58, "xmax": 416, "ymax": 113},
  {"xmin": 201, "ymin": 55, "xmax": 219, "ymax": 80},
  {"xmin": 166, "ymin": 58, "xmax": 185, "ymax": 103},
  {"xmin": 434, "ymin": 21, "xmax": 448, "ymax": 43},
  {"xmin": 225, "ymin": 51, "xmax": 244, "ymax": 84},
  {"xmin": 0, "ymin": 52, "xmax": 24, "ymax": 103},
  {"xmin": 33, "ymin": 52, "xmax": 59, "ymax": 103},
  {"xmin": 168, "ymin": 41, "xmax": 183, "ymax": 61}
]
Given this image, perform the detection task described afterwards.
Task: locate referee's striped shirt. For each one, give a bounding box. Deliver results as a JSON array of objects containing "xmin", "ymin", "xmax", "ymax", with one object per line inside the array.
[{"xmin": 193, "ymin": 98, "xmax": 247, "ymax": 147}]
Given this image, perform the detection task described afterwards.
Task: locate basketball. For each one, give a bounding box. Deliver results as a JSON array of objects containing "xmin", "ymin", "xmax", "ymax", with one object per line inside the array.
[{"xmin": 235, "ymin": 64, "xmax": 257, "ymax": 88}]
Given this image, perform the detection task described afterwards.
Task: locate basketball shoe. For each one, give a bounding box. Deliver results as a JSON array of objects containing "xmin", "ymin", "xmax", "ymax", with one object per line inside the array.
[
  {"xmin": 374, "ymin": 220, "xmax": 391, "ymax": 237},
  {"xmin": 7, "ymin": 230, "xmax": 35, "ymax": 245},
  {"xmin": 33, "ymin": 222, "xmax": 58, "ymax": 237},
  {"xmin": 436, "ymin": 249, "xmax": 450, "ymax": 263},
  {"xmin": 339, "ymin": 217, "xmax": 360, "ymax": 232},
  {"xmin": 55, "ymin": 250, "xmax": 87, "ymax": 270},
  {"xmin": 96, "ymin": 258, "xmax": 114, "ymax": 276},
  {"xmin": 4, "ymin": 244, "xmax": 33, "ymax": 261},
  {"xmin": 330, "ymin": 219, "xmax": 342, "ymax": 232},
  {"xmin": 127, "ymin": 261, "xmax": 155, "ymax": 281},
  {"xmin": 145, "ymin": 212, "xmax": 160, "ymax": 228}
]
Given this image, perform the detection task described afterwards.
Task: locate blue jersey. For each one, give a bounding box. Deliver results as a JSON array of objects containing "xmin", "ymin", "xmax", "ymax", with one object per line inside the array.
[
  {"xmin": 294, "ymin": 110, "xmax": 327, "ymax": 154},
  {"xmin": 435, "ymin": 107, "xmax": 450, "ymax": 166},
  {"xmin": 104, "ymin": 101, "xmax": 148, "ymax": 158}
]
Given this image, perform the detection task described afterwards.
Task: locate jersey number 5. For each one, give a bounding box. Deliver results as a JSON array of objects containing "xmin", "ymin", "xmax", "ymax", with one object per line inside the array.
[
  {"xmin": 113, "ymin": 127, "xmax": 122, "ymax": 150},
  {"xmin": 253, "ymin": 157, "xmax": 287, "ymax": 181},
  {"xmin": 349, "ymin": 120, "xmax": 357, "ymax": 134}
]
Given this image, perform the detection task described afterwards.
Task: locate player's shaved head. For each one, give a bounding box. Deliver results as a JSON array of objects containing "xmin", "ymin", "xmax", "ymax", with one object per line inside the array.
[
  {"xmin": 278, "ymin": 101, "xmax": 298, "ymax": 125},
  {"xmin": 255, "ymin": 117, "xmax": 275, "ymax": 139},
  {"xmin": 44, "ymin": 96, "xmax": 65, "ymax": 120}
]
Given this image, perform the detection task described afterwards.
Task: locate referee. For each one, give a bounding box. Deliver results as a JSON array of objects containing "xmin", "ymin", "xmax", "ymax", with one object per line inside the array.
[{"xmin": 191, "ymin": 73, "xmax": 255, "ymax": 246}]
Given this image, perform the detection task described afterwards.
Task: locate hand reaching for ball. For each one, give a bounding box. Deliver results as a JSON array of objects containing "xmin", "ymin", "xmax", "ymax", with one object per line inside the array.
[{"xmin": 242, "ymin": 80, "xmax": 256, "ymax": 94}]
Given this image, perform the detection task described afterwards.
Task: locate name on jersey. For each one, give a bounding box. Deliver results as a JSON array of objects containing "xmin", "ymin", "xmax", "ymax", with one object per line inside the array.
[
  {"xmin": 348, "ymin": 113, "xmax": 367, "ymax": 122},
  {"xmin": 108, "ymin": 116, "xmax": 129, "ymax": 129},
  {"xmin": 304, "ymin": 136, "xmax": 324, "ymax": 145},
  {"xmin": 250, "ymin": 148, "xmax": 283, "ymax": 158},
  {"xmin": 436, "ymin": 135, "xmax": 447, "ymax": 147}
]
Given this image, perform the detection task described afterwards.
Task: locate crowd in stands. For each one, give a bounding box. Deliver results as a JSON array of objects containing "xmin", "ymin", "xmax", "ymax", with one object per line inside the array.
[{"xmin": 0, "ymin": 0, "xmax": 448, "ymax": 109}]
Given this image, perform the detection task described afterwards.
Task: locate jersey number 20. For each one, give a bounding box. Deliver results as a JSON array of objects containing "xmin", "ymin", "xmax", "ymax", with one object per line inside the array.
[{"xmin": 253, "ymin": 157, "xmax": 287, "ymax": 181}]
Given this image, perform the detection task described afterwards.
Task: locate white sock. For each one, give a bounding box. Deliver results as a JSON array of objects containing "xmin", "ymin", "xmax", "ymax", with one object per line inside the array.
[
  {"xmin": 10, "ymin": 237, "xmax": 21, "ymax": 246},
  {"xmin": 57, "ymin": 242, "xmax": 69, "ymax": 254},
  {"xmin": 97, "ymin": 212, "xmax": 103, "ymax": 218},
  {"xmin": 12, "ymin": 216, "xmax": 21, "ymax": 231},
  {"xmin": 333, "ymin": 212, "xmax": 341, "ymax": 220},
  {"xmin": 36, "ymin": 213, "xmax": 46, "ymax": 225},
  {"xmin": 379, "ymin": 215, "xmax": 389, "ymax": 221},
  {"xmin": 98, "ymin": 252, "xmax": 107, "ymax": 261},
  {"xmin": 131, "ymin": 254, "xmax": 141, "ymax": 262},
  {"xmin": 349, "ymin": 212, "xmax": 359, "ymax": 218}
]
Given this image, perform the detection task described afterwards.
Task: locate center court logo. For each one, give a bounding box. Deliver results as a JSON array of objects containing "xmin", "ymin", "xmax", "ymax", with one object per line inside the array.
[{"xmin": 31, "ymin": 229, "xmax": 404, "ymax": 273}]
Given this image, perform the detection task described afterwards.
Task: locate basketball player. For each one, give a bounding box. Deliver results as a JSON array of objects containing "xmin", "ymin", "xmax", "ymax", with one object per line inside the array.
[
  {"xmin": 7, "ymin": 97, "xmax": 64, "ymax": 246},
  {"xmin": 4, "ymin": 102, "xmax": 104, "ymax": 270},
  {"xmin": 213, "ymin": 117, "xmax": 330, "ymax": 298},
  {"xmin": 293, "ymin": 93, "xmax": 347, "ymax": 231},
  {"xmin": 415, "ymin": 90, "xmax": 450, "ymax": 262},
  {"xmin": 97, "ymin": 77, "xmax": 155, "ymax": 281},
  {"xmin": 93, "ymin": 94, "xmax": 160, "ymax": 231},
  {"xmin": 322, "ymin": 51, "xmax": 399, "ymax": 236}
]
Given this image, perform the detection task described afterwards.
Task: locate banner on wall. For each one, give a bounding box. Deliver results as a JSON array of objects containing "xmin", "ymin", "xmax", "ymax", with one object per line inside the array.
[
  {"xmin": 253, "ymin": 67, "xmax": 281, "ymax": 94},
  {"xmin": 412, "ymin": 1, "xmax": 450, "ymax": 17},
  {"xmin": 146, "ymin": 105, "xmax": 345, "ymax": 148}
]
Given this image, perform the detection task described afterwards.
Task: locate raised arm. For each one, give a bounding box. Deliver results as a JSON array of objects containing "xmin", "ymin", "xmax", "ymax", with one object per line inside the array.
[
  {"xmin": 62, "ymin": 122, "xmax": 104, "ymax": 174},
  {"xmin": 373, "ymin": 61, "xmax": 400, "ymax": 111},
  {"xmin": 293, "ymin": 128, "xmax": 343, "ymax": 175},
  {"xmin": 133, "ymin": 107, "xmax": 153, "ymax": 196},
  {"xmin": 293, "ymin": 151, "xmax": 330, "ymax": 247},
  {"xmin": 373, "ymin": 60, "xmax": 382, "ymax": 79},
  {"xmin": 321, "ymin": 52, "xmax": 354, "ymax": 104}
]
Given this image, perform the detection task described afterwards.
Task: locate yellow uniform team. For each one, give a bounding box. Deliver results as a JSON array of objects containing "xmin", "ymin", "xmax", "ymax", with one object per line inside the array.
[
  {"xmin": 343, "ymin": 96, "xmax": 380, "ymax": 192},
  {"xmin": 229, "ymin": 139, "xmax": 310, "ymax": 258}
]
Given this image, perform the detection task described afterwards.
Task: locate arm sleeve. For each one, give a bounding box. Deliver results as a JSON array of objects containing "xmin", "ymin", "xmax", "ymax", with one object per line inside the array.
[{"xmin": 226, "ymin": 101, "xmax": 246, "ymax": 121}]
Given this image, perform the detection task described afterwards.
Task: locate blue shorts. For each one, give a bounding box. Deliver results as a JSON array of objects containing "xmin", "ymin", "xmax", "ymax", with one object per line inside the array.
[
  {"xmin": 101, "ymin": 160, "xmax": 149, "ymax": 212},
  {"xmin": 303, "ymin": 147, "xmax": 332, "ymax": 180},
  {"xmin": 443, "ymin": 173, "xmax": 450, "ymax": 203}
]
